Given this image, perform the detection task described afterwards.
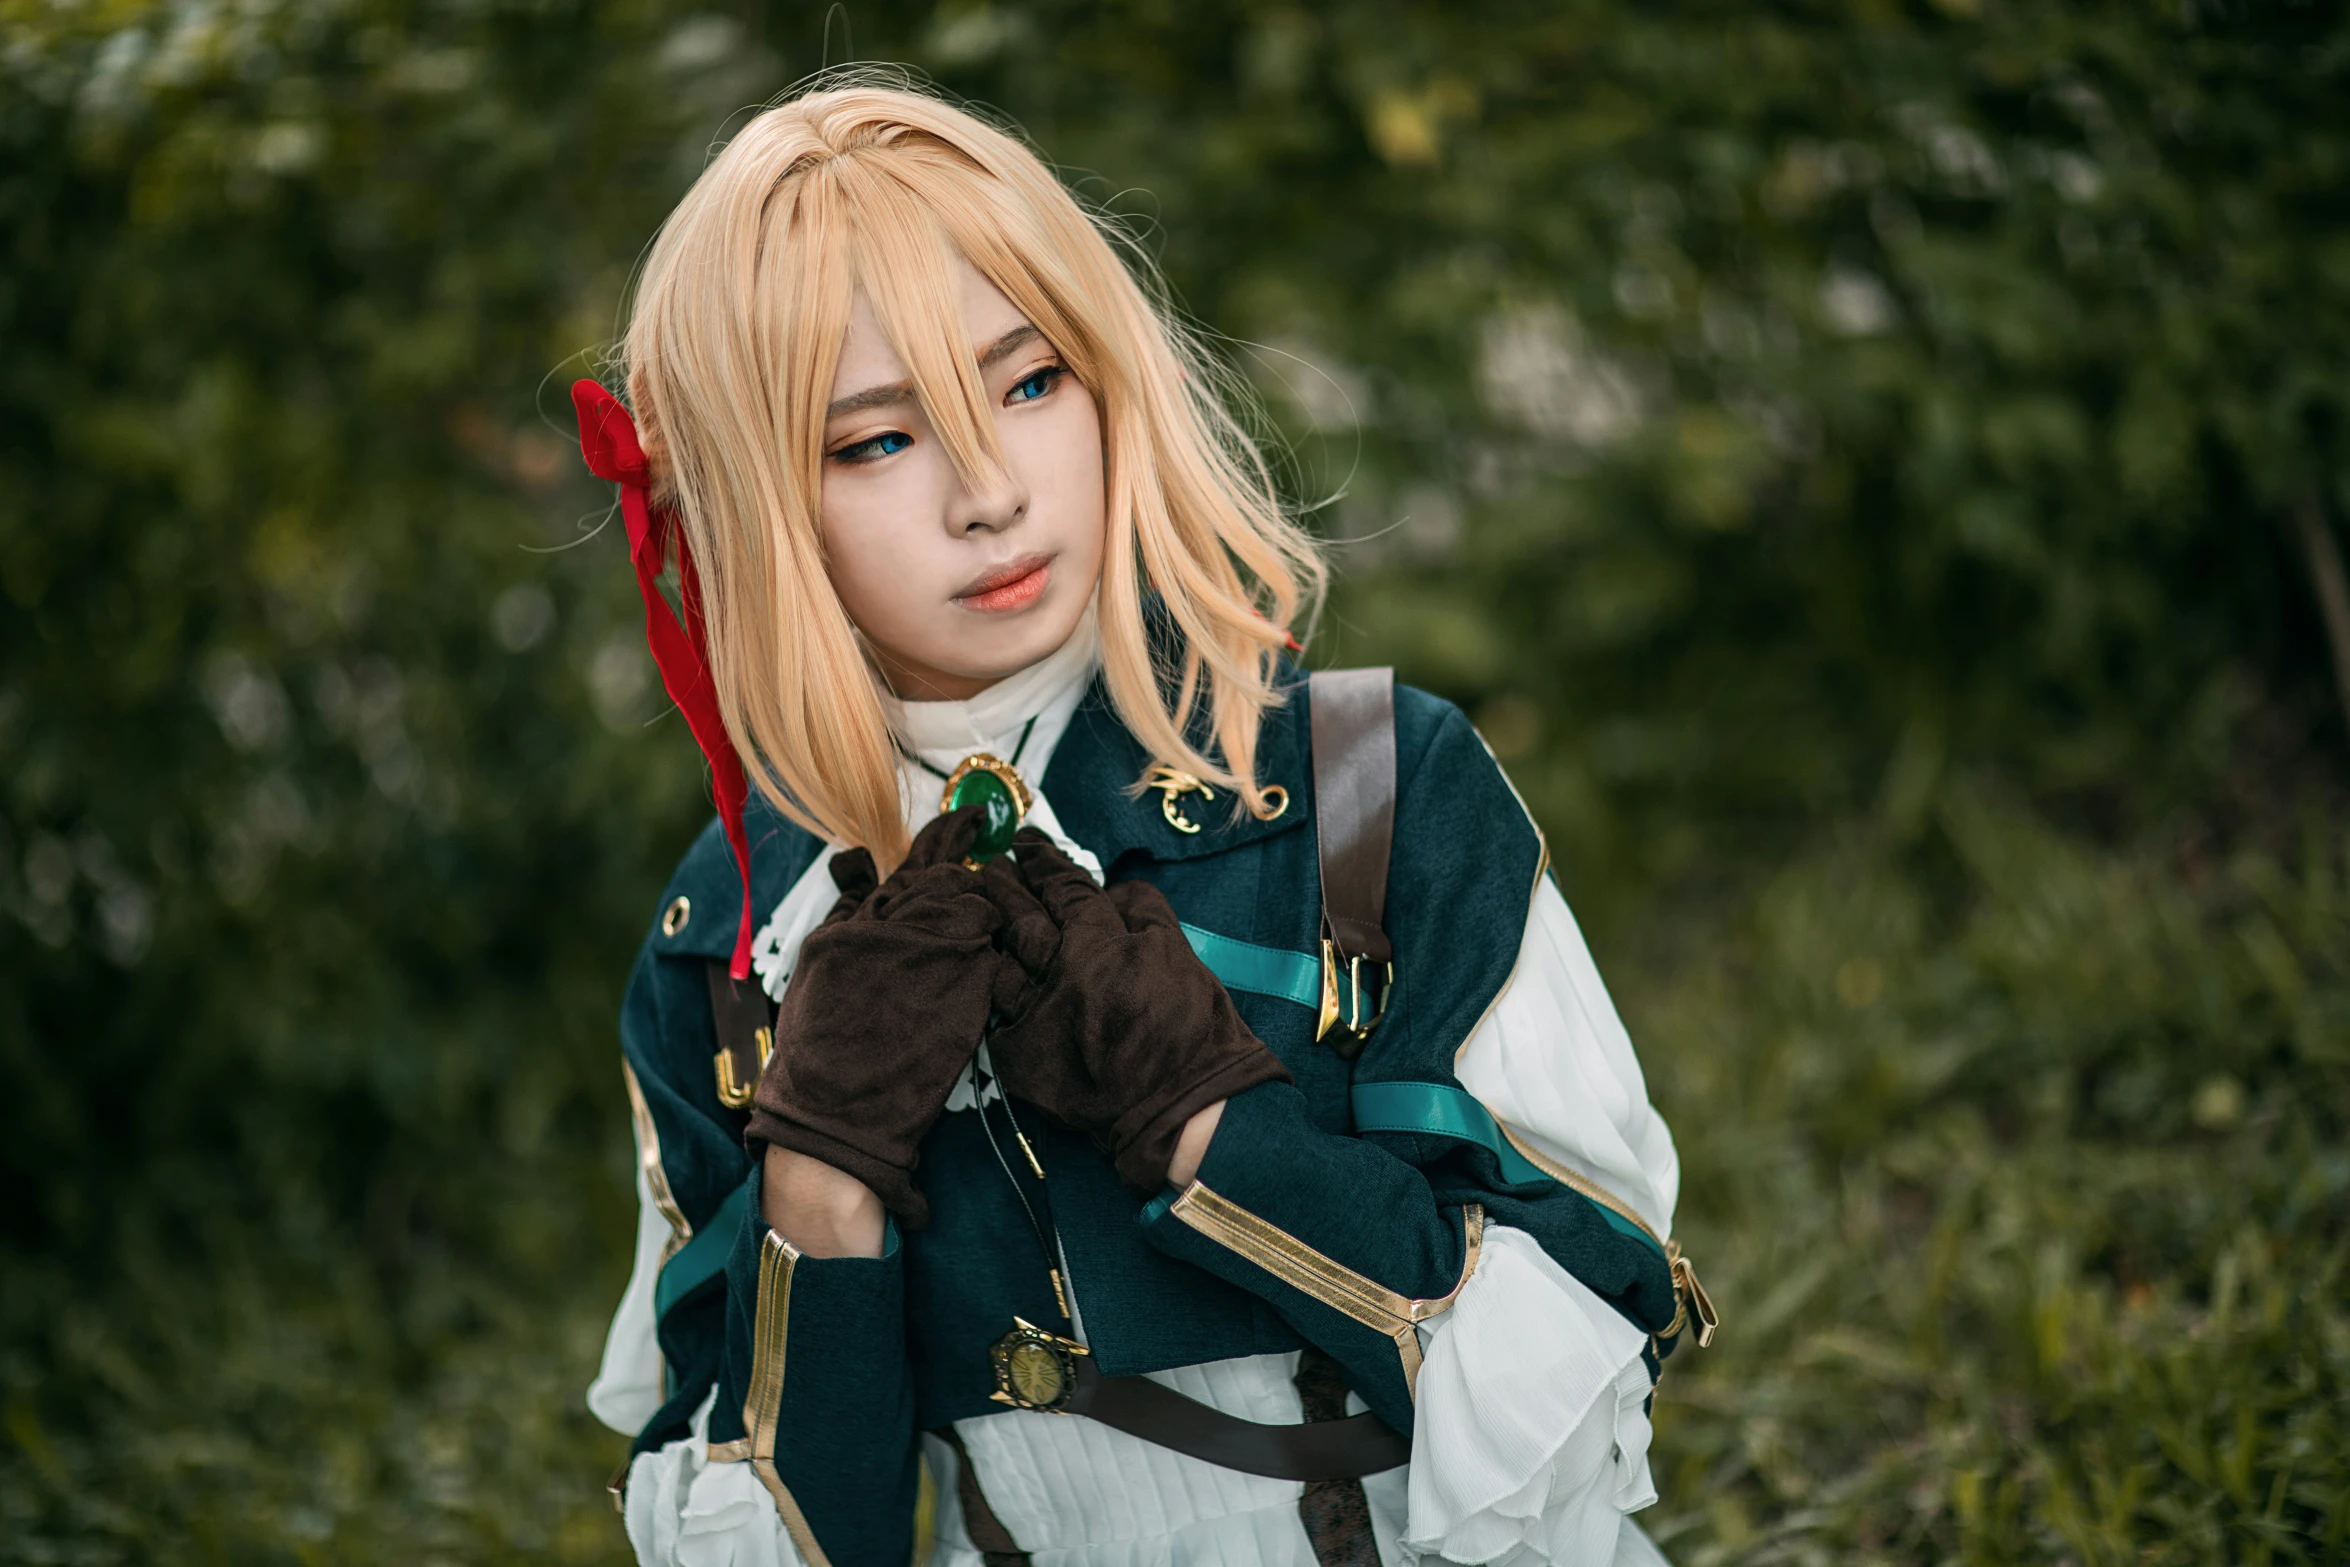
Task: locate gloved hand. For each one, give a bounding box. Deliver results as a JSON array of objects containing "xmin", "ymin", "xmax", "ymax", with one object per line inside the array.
[
  {"xmin": 980, "ymin": 829, "xmax": 1292, "ymax": 1191},
  {"xmin": 745, "ymin": 806, "xmax": 1001, "ymax": 1226}
]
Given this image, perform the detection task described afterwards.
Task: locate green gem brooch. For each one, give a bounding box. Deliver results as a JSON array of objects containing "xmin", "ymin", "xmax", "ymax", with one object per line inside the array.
[{"xmin": 938, "ymin": 752, "xmax": 1033, "ymax": 866}]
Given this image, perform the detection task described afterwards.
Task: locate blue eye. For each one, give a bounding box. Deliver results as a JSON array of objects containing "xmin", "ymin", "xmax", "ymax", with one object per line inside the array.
[
  {"xmin": 1009, "ymin": 368, "xmax": 1059, "ymax": 403},
  {"xmin": 836, "ymin": 430, "xmax": 912, "ymax": 463}
]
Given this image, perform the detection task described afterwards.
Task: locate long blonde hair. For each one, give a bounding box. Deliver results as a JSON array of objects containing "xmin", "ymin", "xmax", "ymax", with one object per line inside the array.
[{"xmin": 619, "ymin": 78, "xmax": 1325, "ymax": 864}]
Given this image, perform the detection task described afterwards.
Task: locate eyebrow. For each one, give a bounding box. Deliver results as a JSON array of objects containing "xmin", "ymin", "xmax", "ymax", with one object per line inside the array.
[{"xmin": 824, "ymin": 325, "xmax": 1046, "ymax": 421}]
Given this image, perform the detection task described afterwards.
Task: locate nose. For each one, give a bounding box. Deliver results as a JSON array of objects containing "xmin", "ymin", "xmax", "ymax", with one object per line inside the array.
[{"xmin": 954, "ymin": 461, "xmax": 1027, "ymax": 537}]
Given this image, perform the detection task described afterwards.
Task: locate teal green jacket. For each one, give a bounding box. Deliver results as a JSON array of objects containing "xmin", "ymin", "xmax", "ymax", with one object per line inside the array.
[{"xmin": 615, "ymin": 667, "xmax": 1684, "ymax": 1566}]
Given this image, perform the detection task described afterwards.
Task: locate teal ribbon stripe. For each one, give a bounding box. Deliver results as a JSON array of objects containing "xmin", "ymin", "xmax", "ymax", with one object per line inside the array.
[
  {"xmin": 1349, "ymin": 1081, "xmax": 1666, "ymax": 1257},
  {"xmin": 656, "ymin": 1181, "xmax": 748, "ymax": 1322},
  {"xmin": 1180, "ymin": 923, "xmax": 1321, "ymax": 1010},
  {"xmin": 1172, "ymin": 924, "xmax": 1664, "ymax": 1260}
]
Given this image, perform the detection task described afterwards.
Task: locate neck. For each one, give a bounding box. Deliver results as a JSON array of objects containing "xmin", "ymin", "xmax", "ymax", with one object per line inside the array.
[{"xmin": 870, "ymin": 645, "xmax": 1002, "ymax": 703}]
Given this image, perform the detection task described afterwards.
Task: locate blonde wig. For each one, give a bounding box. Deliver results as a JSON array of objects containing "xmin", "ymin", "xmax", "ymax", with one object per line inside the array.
[{"xmin": 620, "ymin": 79, "xmax": 1326, "ymax": 864}]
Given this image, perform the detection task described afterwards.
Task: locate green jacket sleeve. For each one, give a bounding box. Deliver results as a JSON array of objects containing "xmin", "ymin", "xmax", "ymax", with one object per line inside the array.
[
  {"xmin": 702, "ymin": 1169, "xmax": 921, "ymax": 1567},
  {"xmin": 1138, "ymin": 1080, "xmax": 1481, "ymax": 1434}
]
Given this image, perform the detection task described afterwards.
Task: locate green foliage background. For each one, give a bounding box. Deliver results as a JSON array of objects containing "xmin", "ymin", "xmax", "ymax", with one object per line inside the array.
[{"xmin": 4, "ymin": 1, "xmax": 2346, "ymax": 1561}]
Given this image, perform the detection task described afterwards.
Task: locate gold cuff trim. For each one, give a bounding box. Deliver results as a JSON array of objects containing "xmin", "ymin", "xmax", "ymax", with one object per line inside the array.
[
  {"xmin": 704, "ymin": 1437, "xmax": 752, "ymax": 1463},
  {"xmin": 623, "ymin": 1060, "xmax": 692, "ymax": 1267},
  {"xmin": 1167, "ymin": 1184, "xmax": 1483, "ymax": 1395},
  {"xmin": 1494, "ymin": 1122, "xmax": 1661, "ymax": 1249},
  {"xmin": 744, "ymin": 1229, "xmax": 833, "ymax": 1566},
  {"xmin": 1491, "ymin": 1123, "xmax": 1720, "ymax": 1349}
]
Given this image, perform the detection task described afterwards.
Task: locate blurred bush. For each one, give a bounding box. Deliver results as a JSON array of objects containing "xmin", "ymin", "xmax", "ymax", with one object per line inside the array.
[{"xmin": 2, "ymin": 1, "xmax": 2343, "ymax": 1562}]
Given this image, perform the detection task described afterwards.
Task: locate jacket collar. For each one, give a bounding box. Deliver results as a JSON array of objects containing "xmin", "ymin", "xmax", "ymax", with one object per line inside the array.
[{"xmin": 1040, "ymin": 659, "xmax": 1313, "ymax": 874}]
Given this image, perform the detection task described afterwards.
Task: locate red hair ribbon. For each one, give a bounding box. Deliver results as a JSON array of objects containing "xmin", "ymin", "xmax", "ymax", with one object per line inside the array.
[{"xmin": 572, "ymin": 380, "xmax": 756, "ymax": 981}]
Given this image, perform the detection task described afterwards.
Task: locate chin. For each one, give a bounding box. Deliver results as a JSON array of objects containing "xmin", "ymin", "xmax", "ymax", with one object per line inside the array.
[
  {"xmin": 952, "ymin": 590, "xmax": 1087, "ymax": 680},
  {"xmin": 972, "ymin": 617, "xmax": 1080, "ymax": 678}
]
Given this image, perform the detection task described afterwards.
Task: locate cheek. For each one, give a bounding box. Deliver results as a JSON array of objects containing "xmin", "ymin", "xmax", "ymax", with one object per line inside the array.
[
  {"xmin": 1012, "ymin": 394, "xmax": 1107, "ymax": 526},
  {"xmin": 820, "ymin": 460, "xmax": 947, "ymax": 619}
]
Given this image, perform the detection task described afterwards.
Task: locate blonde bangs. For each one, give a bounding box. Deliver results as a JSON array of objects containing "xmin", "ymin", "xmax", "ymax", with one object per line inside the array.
[{"xmin": 622, "ymin": 79, "xmax": 1327, "ymax": 867}]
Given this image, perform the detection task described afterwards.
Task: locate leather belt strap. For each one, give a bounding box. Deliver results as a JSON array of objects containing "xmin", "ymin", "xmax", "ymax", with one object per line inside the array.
[
  {"xmin": 1295, "ymin": 1346, "xmax": 1384, "ymax": 1567},
  {"xmin": 1307, "ymin": 668, "xmax": 1396, "ymax": 965},
  {"xmin": 704, "ymin": 960, "xmax": 775, "ymax": 1109},
  {"xmin": 934, "ymin": 1353, "xmax": 1408, "ymax": 1562},
  {"xmin": 1063, "ymin": 1355, "xmax": 1410, "ymax": 1482},
  {"xmin": 934, "ymin": 1426, "xmax": 1030, "ymax": 1566}
]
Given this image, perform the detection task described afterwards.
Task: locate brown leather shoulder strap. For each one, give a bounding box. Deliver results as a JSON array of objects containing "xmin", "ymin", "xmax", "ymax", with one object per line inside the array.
[{"xmin": 1308, "ymin": 668, "xmax": 1397, "ymax": 965}]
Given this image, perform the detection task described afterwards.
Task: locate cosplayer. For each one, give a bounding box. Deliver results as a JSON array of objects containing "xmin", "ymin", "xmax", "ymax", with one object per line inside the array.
[{"xmin": 578, "ymin": 79, "xmax": 1713, "ymax": 1567}]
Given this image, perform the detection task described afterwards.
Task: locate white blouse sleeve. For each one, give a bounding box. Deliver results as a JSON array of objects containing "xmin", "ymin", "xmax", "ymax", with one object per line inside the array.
[
  {"xmin": 1400, "ymin": 876, "xmax": 1680, "ymax": 1565},
  {"xmin": 587, "ymin": 1167, "xmax": 676, "ymax": 1437},
  {"xmin": 594, "ymin": 1183, "xmax": 818, "ymax": 1565},
  {"xmin": 622, "ymin": 1393, "xmax": 815, "ymax": 1567}
]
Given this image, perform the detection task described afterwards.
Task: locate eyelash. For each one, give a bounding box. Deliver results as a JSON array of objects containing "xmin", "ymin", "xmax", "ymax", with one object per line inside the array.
[
  {"xmin": 1008, "ymin": 365, "xmax": 1063, "ymax": 403},
  {"xmin": 828, "ymin": 364, "xmax": 1066, "ymax": 465},
  {"xmin": 833, "ymin": 430, "xmax": 912, "ymax": 464}
]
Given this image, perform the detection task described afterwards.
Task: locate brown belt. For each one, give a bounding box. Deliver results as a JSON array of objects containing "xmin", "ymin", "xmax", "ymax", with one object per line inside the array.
[
  {"xmin": 1061, "ymin": 1354, "xmax": 1410, "ymax": 1482},
  {"xmin": 944, "ymin": 1348, "xmax": 1403, "ymax": 1566}
]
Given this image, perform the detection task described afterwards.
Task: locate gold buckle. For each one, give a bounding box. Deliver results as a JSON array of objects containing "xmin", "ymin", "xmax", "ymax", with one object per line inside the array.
[
  {"xmin": 713, "ymin": 1025, "xmax": 773, "ymax": 1110},
  {"xmin": 987, "ymin": 1317, "xmax": 1090, "ymax": 1413},
  {"xmin": 1315, "ymin": 939, "xmax": 1391, "ymax": 1047},
  {"xmin": 1656, "ymin": 1241, "xmax": 1718, "ymax": 1350}
]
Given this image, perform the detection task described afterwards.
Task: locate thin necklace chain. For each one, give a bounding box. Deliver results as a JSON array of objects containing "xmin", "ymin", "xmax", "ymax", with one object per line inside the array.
[{"xmin": 899, "ymin": 712, "xmax": 1040, "ymax": 783}]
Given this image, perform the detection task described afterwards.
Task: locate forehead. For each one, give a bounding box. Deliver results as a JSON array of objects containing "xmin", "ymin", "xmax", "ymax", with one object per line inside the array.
[{"xmin": 829, "ymin": 259, "xmax": 1034, "ymax": 401}]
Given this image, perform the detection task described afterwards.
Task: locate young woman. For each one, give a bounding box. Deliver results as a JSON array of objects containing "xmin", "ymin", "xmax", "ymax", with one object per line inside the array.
[{"xmin": 579, "ymin": 80, "xmax": 1709, "ymax": 1567}]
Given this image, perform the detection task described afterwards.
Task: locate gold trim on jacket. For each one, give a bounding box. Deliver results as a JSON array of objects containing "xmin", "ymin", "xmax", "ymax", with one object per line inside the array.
[
  {"xmin": 623, "ymin": 1060, "xmax": 693, "ymax": 1268},
  {"xmin": 739, "ymin": 1228, "xmax": 833, "ymax": 1566},
  {"xmin": 1166, "ymin": 1183, "xmax": 1483, "ymax": 1392}
]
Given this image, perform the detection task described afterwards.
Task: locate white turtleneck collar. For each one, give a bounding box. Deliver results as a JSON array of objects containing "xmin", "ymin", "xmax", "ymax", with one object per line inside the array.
[{"xmin": 882, "ymin": 606, "xmax": 1102, "ymax": 792}]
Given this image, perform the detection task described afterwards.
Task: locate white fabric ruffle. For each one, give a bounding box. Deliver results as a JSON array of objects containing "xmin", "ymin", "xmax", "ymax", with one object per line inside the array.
[
  {"xmin": 624, "ymin": 1391, "xmax": 811, "ymax": 1567},
  {"xmin": 588, "ymin": 1164, "xmax": 681, "ymax": 1437},
  {"xmin": 1455, "ymin": 878, "xmax": 1680, "ymax": 1238},
  {"xmin": 1402, "ymin": 1227, "xmax": 1657, "ymax": 1566}
]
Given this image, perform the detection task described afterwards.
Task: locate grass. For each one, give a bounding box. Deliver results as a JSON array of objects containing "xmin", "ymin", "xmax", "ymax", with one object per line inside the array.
[
  {"xmin": 3, "ymin": 781, "xmax": 2343, "ymax": 1564},
  {"xmin": 1632, "ymin": 782, "xmax": 2348, "ymax": 1564}
]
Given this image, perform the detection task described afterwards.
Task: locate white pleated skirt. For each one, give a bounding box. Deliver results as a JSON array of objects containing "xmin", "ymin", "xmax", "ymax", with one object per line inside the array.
[{"xmin": 922, "ymin": 1351, "xmax": 1668, "ymax": 1567}]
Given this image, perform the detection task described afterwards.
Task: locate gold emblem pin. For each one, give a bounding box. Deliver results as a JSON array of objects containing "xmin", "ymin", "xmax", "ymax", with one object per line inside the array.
[
  {"xmin": 1145, "ymin": 765, "xmax": 1214, "ymax": 834},
  {"xmin": 986, "ymin": 1317, "xmax": 1090, "ymax": 1413}
]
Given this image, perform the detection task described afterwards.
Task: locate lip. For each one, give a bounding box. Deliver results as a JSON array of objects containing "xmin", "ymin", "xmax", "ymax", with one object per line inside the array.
[{"xmin": 953, "ymin": 553, "xmax": 1054, "ymax": 613}]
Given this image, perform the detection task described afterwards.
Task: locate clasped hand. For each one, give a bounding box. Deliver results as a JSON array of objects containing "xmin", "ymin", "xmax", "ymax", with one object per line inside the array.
[{"xmin": 746, "ymin": 810, "xmax": 1288, "ymax": 1249}]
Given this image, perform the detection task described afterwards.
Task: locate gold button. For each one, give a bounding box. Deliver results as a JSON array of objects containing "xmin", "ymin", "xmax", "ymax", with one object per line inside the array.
[
  {"xmin": 661, "ymin": 895, "xmax": 691, "ymax": 937},
  {"xmin": 1260, "ymin": 785, "xmax": 1290, "ymax": 820}
]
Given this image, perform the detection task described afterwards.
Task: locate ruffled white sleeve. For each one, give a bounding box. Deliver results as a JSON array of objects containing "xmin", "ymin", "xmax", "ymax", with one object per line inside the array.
[
  {"xmin": 587, "ymin": 1166, "xmax": 672, "ymax": 1437},
  {"xmin": 1399, "ymin": 876, "xmax": 1681, "ymax": 1566},
  {"xmin": 622, "ymin": 1392, "xmax": 815, "ymax": 1567},
  {"xmin": 593, "ymin": 1157, "xmax": 821, "ymax": 1565}
]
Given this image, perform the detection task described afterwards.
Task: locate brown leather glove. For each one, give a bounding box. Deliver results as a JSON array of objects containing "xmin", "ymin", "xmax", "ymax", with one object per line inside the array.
[
  {"xmin": 745, "ymin": 807, "xmax": 1000, "ymax": 1226},
  {"xmin": 980, "ymin": 829, "xmax": 1291, "ymax": 1192}
]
